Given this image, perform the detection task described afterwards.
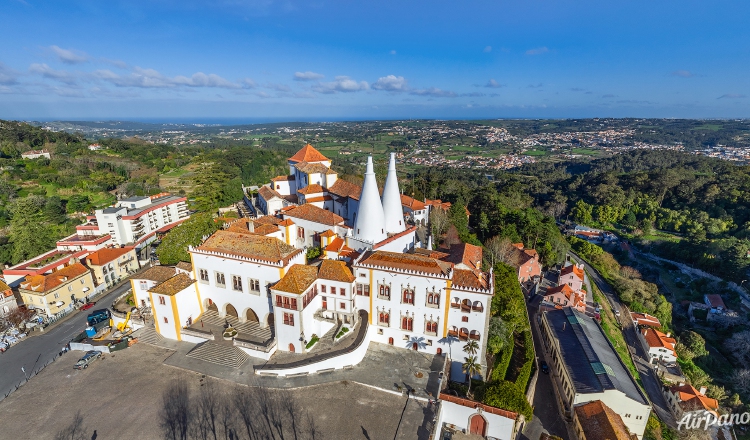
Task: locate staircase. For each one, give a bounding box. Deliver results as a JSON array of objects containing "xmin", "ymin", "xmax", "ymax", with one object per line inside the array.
[
  {"xmin": 134, "ymin": 327, "xmax": 164, "ymax": 346},
  {"xmin": 186, "ymin": 342, "xmax": 250, "ymax": 368}
]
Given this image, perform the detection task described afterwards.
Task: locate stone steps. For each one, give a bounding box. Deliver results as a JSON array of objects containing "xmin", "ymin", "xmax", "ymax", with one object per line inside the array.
[
  {"xmin": 134, "ymin": 327, "xmax": 164, "ymax": 346},
  {"xmin": 186, "ymin": 342, "xmax": 249, "ymax": 368}
]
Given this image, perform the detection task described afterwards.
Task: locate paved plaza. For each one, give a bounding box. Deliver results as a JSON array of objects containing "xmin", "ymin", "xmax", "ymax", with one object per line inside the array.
[{"xmin": 0, "ymin": 342, "xmax": 436, "ymax": 439}]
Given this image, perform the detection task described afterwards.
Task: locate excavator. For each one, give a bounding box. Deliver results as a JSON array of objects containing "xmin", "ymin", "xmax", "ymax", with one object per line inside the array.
[{"xmin": 112, "ymin": 310, "xmax": 133, "ymax": 338}]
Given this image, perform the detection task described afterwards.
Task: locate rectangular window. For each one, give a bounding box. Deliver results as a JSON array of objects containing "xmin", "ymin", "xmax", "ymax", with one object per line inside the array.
[
  {"xmin": 364, "ymin": 285, "xmax": 370, "ymax": 296},
  {"xmin": 340, "ymin": 288, "xmax": 345, "ymax": 296},
  {"xmin": 159, "ymin": 296, "xmax": 166, "ymax": 305},
  {"xmin": 340, "ymin": 302, "xmax": 345, "ymax": 310},
  {"xmin": 462, "ymin": 316, "xmax": 469, "ymax": 322},
  {"xmin": 140, "ymin": 280, "xmax": 149, "ymax": 289},
  {"xmin": 283, "ymin": 312, "xmax": 295, "ymax": 326},
  {"xmin": 54, "ymin": 293, "xmax": 59, "ymax": 299},
  {"xmin": 291, "ymin": 298, "xmax": 297, "ymax": 309},
  {"xmin": 68, "ymin": 285, "xmax": 72, "ymax": 292},
  {"xmin": 215, "ymin": 272, "xmax": 225, "ymax": 287},
  {"xmin": 248, "ymin": 278, "xmax": 260, "ymax": 292},
  {"xmin": 163, "ymin": 317, "xmax": 168, "ymax": 324},
  {"xmin": 81, "ymin": 279, "xmax": 85, "ymax": 284},
  {"xmin": 321, "ymin": 285, "xmax": 327, "ymax": 293},
  {"xmin": 232, "ymin": 275, "xmax": 242, "ymax": 292},
  {"xmin": 199, "ymin": 269, "xmax": 209, "ymax": 282}
]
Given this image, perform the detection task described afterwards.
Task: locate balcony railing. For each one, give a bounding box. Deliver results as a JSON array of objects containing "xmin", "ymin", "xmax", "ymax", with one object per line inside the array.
[
  {"xmin": 448, "ymin": 330, "xmax": 458, "ymax": 337},
  {"xmin": 450, "ymin": 303, "xmax": 460, "ymax": 309},
  {"xmin": 460, "ymin": 304, "xmax": 471, "ymax": 313},
  {"xmin": 458, "ymin": 332, "xmax": 469, "ymax": 341},
  {"xmin": 469, "ymin": 333, "xmax": 480, "ymax": 341}
]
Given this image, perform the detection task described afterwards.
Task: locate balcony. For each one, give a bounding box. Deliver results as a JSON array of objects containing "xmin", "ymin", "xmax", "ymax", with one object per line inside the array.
[
  {"xmin": 450, "ymin": 303, "xmax": 460, "ymax": 309},
  {"xmin": 448, "ymin": 329, "xmax": 458, "ymax": 337},
  {"xmin": 458, "ymin": 331, "xmax": 469, "ymax": 341},
  {"xmin": 469, "ymin": 333, "xmax": 480, "ymax": 341}
]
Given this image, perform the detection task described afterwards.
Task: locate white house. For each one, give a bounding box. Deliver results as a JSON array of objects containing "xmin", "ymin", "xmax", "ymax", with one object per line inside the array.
[
  {"xmin": 149, "ymin": 273, "xmax": 201, "ymax": 341},
  {"xmin": 436, "ymin": 392, "xmax": 518, "ymax": 439},
  {"xmin": 21, "ymin": 149, "xmax": 51, "ymax": 159},
  {"xmin": 639, "ymin": 328, "xmax": 677, "ymax": 365}
]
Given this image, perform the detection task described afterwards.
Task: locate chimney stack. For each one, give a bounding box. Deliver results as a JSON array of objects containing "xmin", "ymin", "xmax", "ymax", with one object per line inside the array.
[{"xmin": 699, "ymin": 386, "xmax": 707, "ymax": 395}]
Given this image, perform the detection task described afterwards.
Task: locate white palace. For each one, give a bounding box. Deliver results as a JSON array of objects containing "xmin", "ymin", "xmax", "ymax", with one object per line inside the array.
[{"xmin": 135, "ymin": 145, "xmax": 494, "ymax": 377}]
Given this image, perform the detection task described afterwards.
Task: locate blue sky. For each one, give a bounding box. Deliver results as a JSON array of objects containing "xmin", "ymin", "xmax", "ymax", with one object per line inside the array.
[{"xmin": 0, "ymin": 0, "xmax": 748, "ymax": 120}]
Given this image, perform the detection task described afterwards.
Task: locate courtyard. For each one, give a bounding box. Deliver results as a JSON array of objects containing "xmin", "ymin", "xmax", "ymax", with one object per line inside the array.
[{"xmin": 0, "ymin": 342, "xmax": 436, "ymax": 439}]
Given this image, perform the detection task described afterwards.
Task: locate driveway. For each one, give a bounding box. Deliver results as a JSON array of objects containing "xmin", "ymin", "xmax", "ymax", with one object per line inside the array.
[
  {"xmin": 0, "ymin": 281, "xmax": 132, "ymax": 401},
  {"xmin": 569, "ymin": 250, "xmax": 676, "ymax": 428}
]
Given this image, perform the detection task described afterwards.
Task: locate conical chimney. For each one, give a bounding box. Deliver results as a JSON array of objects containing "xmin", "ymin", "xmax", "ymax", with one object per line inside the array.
[
  {"xmin": 382, "ymin": 152, "xmax": 405, "ymax": 234},
  {"xmin": 353, "ymin": 156, "xmax": 387, "ymax": 244}
]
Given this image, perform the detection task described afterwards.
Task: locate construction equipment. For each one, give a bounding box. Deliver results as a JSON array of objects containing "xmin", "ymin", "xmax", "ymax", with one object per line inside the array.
[
  {"xmin": 112, "ymin": 311, "xmax": 133, "ymax": 338},
  {"xmin": 92, "ymin": 319, "xmax": 113, "ymax": 340}
]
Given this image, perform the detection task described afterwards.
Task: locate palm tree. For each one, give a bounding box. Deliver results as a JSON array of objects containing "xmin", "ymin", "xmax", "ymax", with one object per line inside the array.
[
  {"xmin": 463, "ymin": 339, "xmax": 479, "ymax": 357},
  {"xmin": 462, "ymin": 356, "xmax": 482, "ymax": 397}
]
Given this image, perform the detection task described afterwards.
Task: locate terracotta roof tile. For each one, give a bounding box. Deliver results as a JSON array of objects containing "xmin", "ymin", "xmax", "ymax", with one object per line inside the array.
[
  {"xmin": 669, "ymin": 384, "xmax": 719, "ymax": 414},
  {"xmin": 278, "ymin": 218, "xmax": 295, "ymax": 226},
  {"xmin": 442, "ymin": 243, "xmax": 483, "ymax": 270},
  {"xmin": 176, "ymin": 261, "xmax": 192, "ymax": 271},
  {"xmin": 452, "ymin": 269, "xmax": 489, "ymax": 290},
  {"xmin": 705, "ymin": 294, "xmax": 726, "ymax": 309},
  {"xmin": 304, "ymin": 195, "xmax": 333, "ymax": 203},
  {"xmin": 254, "ymin": 224, "xmax": 279, "ymax": 236},
  {"xmin": 197, "ymin": 230, "xmax": 300, "ymax": 264},
  {"xmin": 641, "ymin": 328, "xmax": 677, "ymax": 357},
  {"xmin": 20, "ymin": 263, "xmax": 90, "ymax": 293},
  {"xmin": 400, "ymin": 194, "xmax": 426, "ymax": 210},
  {"xmin": 272, "ymin": 264, "xmax": 318, "ymax": 294},
  {"xmin": 226, "ymin": 218, "xmax": 255, "ymax": 234},
  {"xmin": 358, "ymin": 250, "xmax": 452, "ymax": 276},
  {"xmin": 574, "ymin": 400, "xmax": 632, "ymax": 440},
  {"xmin": 631, "ymin": 312, "xmax": 661, "ymax": 327},
  {"xmin": 294, "ymin": 162, "xmax": 331, "ymax": 174},
  {"xmin": 320, "ymin": 229, "xmax": 336, "ymax": 238},
  {"xmin": 283, "ymin": 204, "xmax": 344, "ymax": 226},
  {"xmin": 271, "ymin": 175, "xmax": 295, "ymax": 182},
  {"xmin": 0, "ymin": 280, "xmax": 10, "ymax": 293},
  {"xmin": 85, "ymin": 247, "xmax": 133, "ymax": 266},
  {"xmin": 288, "ymin": 144, "xmax": 330, "ymax": 163},
  {"xmin": 258, "ymin": 185, "xmax": 283, "ymax": 201},
  {"xmin": 561, "ymin": 264, "xmax": 585, "ymax": 281},
  {"xmin": 328, "ymin": 179, "xmax": 361, "ymax": 201},
  {"xmin": 136, "ymin": 266, "xmax": 178, "ymax": 283},
  {"xmin": 297, "ymin": 184, "xmax": 325, "ymax": 195},
  {"xmin": 254, "ymin": 216, "xmax": 283, "ymax": 226},
  {"xmin": 149, "ymin": 273, "xmax": 195, "ymax": 296},
  {"xmin": 318, "ymin": 260, "xmax": 355, "ymax": 283}
]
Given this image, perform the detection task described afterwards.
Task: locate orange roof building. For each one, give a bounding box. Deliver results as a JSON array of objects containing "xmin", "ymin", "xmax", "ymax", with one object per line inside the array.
[
  {"xmin": 543, "ymin": 284, "xmax": 586, "ymax": 313},
  {"xmin": 287, "ymin": 144, "xmax": 330, "ymax": 164},
  {"xmin": 666, "ymin": 384, "xmax": 719, "ymax": 418},
  {"xmin": 640, "ymin": 328, "xmax": 677, "ymax": 365},
  {"xmin": 573, "ymin": 400, "xmax": 635, "ymax": 440},
  {"xmin": 18, "ymin": 262, "xmax": 95, "ymax": 317}
]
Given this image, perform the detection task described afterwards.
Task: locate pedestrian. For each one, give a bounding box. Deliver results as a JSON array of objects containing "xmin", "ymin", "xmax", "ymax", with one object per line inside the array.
[{"xmin": 201, "ymin": 319, "xmax": 204, "ymax": 328}]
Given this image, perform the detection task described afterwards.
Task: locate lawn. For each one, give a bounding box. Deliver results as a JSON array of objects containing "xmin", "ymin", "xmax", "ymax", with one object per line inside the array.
[
  {"xmin": 694, "ymin": 124, "xmax": 723, "ymax": 131},
  {"xmin": 524, "ymin": 149, "xmax": 548, "ymax": 156},
  {"xmin": 571, "ymin": 148, "xmax": 599, "ymax": 155},
  {"xmin": 592, "ymin": 284, "xmax": 640, "ymax": 381}
]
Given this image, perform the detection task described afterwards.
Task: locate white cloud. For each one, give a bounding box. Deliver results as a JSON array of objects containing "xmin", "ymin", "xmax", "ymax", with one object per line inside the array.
[
  {"xmin": 409, "ymin": 87, "xmax": 457, "ymax": 98},
  {"xmin": 294, "ymin": 71, "xmax": 324, "ymax": 81},
  {"xmin": 484, "ymin": 79, "xmax": 503, "ymax": 88},
  {"xmin": 525, "ymin": 46, "xmax": 549, "ymax": 55},
  {"xmin": 313, "ymin": 76, "xmax": 369, "ymax": 93},
  {"xmin": 0, "ymin": 63, "xmax": 19, "ymax": 85},
  {"xmin": 242, "ymin": 78, "xmax": 257, "ymax": 88},
  {"xmin": 94, "ymin": 67, "xmax": 246, "ymax": 89},
  {"xmin": 372, "ymin": 75, "xmax": 408, "ymax": 92},
  {"xmin": 29, "ymin": 63, "xmax": 78, "ymax": 85},
  {"xmin": 389, "ymin": 50, "xmax": 397, "ymax": 55},
  {"xmin": 483, "ymin": 46, "xmax": 492, "ymax": 53},
  {"xmin": 49, "ymin": 45, "xmax": 89, "ymax": 64}
]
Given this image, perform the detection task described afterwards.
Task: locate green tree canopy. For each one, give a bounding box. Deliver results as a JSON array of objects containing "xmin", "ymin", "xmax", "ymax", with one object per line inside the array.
[{"xmin": 155, "ymin": 213, "xmax": 219, "ymax": 265}]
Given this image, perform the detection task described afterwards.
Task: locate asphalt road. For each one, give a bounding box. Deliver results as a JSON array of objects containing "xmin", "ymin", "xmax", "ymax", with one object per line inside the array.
[
  {"xmin": 569, "ymin": 250, "xmax": 676, "ymax": 428},
  {"xmin": 0, "ymin": 282, "xmax": 131, "ymax": 401}
]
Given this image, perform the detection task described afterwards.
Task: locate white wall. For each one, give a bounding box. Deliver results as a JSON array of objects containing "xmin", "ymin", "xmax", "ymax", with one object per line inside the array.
[
  {"xmin": 175, "ymin": 285, "xmax": 202, "ymax": 330},
  {"xmin": 436, "ymin": 399, "xmax": 516, "ymax": 440},
  {"xmin": 374, "ymin": 231, "xmax": 415, "ymax": 253},
  {"xmin": 151, "ymin": 292, "xmax": 178, "ymax": 340}
]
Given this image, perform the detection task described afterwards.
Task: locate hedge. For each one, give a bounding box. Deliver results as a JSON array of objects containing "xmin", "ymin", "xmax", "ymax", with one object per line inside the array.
[
  {"xmin": 481, "ymin": 380, "xmax": 533, "ymax": 419},
  {"xmin": 492, "ymin": 343, "xmax": 514, "ymax": 382},
  {"xmin": 514, "ymin": 331, "xmax": 535, "ymax": 391}
]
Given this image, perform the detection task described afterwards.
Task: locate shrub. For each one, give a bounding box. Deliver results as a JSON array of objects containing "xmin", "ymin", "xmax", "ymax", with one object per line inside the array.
[
  {"xmin": 481, "ymin": 380, "xmax": 533, "ymax": 419},
  {"xmin": 306, "ymin": 246, "xmax": 322, "ymax": 260},
  {"xmin": 492, "ymin": 344, "xmax": 514, "ymax": 382},
  {"xmin": 305, "ymin": 335, "xmax": 319, "ymax": 349}
]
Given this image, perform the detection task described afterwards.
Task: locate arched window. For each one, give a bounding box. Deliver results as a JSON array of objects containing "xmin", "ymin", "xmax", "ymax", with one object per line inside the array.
[
  {"xmin": 451, "ymin": 298, "xmax": 461, "ymax": 309},
  {"xmin": 459, "ymin": 327, "xmax": 469, "ymax": 340},
  {"xmin": 379, "ymin": 285, "xmax": 384, "ymax": 296},
  {"xmin": 425, "ymin": 320, "xmax": 438, "ymax": 334},
  {"xmin": 403, "ymin": 289, "xmax": 414, "ymax": 305},
  {"xmin": 472, "ymin": 301, "xmax": 484, "ymax": 312},
  {"xmin": 385, "ymin": 286, "xmax": 390, "ymax": 296},
  {"xmin": 379, "ymin": 312, "xmax": 385, "ymax": 323},
  {"xmin": 384, "ymin": 313, "xmax": 389, "ymax": 324},
  {"xmin": 448, "ymin": 326, "xmax": 458, "ymax": 337},
  {"xmin": 470, "ymin": 330, "xmax": 481, "ymax": 341},
  {"xmin": 401, "ymin": 317, "xmax": 413, "ymax": 331},
  {"xmin": 461, "ymin": 299, "xmax": 472, "ymax": 313}
]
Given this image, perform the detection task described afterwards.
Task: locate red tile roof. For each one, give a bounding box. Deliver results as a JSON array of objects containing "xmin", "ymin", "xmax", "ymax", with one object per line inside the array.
[
  {"xmin": 85, "ymin": 247, "xmax": 133, "ymax": 266},
  {"xmin": 452, "ymin": 269, "xmax": 489, "ymax": 290},
  {"xmin": 258, "ymin": 185, "xmax": 283, "ymax": 201},
  {"xmin": 197, "ymin": 230, "xmax": 301, "ymax": 264},
  {"xmin": 561, "ymin": 264, "xmax": 585, "ymax": 281},
  {"xmin": 254, "ymin": 224, "xmax": 279, "ymax": 236},
  {"xmin": 272, "ymin": 264, "xmax": 319, "ymax": 294},
  {"xmin": 254, "ymin": 216, "xmax": 283, "ymax": 226},
  {"xmin": 297, "ymin": 184, "xmax": 325, "ymax": 195},
  {"xmin": 320, "ymin": 229, "xmax": 337, "ymax": 238},
  {"xmin": 271, "ymin": 175, "xmax": 295, "ymax": 182},
  {"xmin": 358, "ymin": 250, "xmax": 452, "ymax": 276},
  {"xmin": 294, "ymin": 162, "xmax": 331, "ymax": 174},
  {"xmin": 149, "ymin": 273, "xmax": 195, "ymax": 296},
  {"xmin": 438, "ymin": 393, "xmax": 518, "ymax": 420},
  {"xmin": 288, "ymin": 144, "xmax": 330, "ymax": 163},
  {"xmin": 283, "ymin": 204, "xmax": 344, "ymax": 226},
  {"xmin": 631, "ymin": 312, "xmax": 661, "ymax": 327},
  {"xmin": 705, "ymin": 294, "xmax": 726, "ymax": 309},
  {"xmin": 304, "ymin": 195, "xmax": 333, "ymax": 203},
  {"xmin": 400, "ymin": 194, "xmax": 426, "ymax": 210},
  {"xmin": 328, "ymin": 179, "xmax": 361, "ymax": 201},
  {"xmin": 641, "ymin": 328, "xmax": 676, "ymax": 357},
  {"xmin": 318, "ymin": 259, "xmax": 355, "ymax": 283},
  {"xmin": 136, "ymin": 266, "xmax": 178, "ymax": 283},
  {"xmin": 442, "ymin": 243, "xmax": 483, "ymax": 270},
  {"xmin": 226, "ymin": 218, "xmax": 255, "ymax": 235},
  {"xmin": 669, "ymin": 384, "xmax": 719, "ymax": 415},
  {"xmin": 574, "ymin": 400, "xmax": 633, "ymax": 440},
  {"xmin": 20, "ymin": 263, "xmax": 90, "ymax": 293}
]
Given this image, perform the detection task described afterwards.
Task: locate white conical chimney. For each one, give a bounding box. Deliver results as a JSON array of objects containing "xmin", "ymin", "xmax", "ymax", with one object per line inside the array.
[
  {"xmin": 353, "ymin": 156, "xmax": 387, "ymax": 244},
  {"xmin": 382, "ymin": 152, "xmax": 405, "ymax": 234}
]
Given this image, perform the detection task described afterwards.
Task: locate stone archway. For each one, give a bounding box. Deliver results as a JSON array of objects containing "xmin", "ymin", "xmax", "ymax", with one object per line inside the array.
[
  {"xmin": 225, "ymin": 304, "xmax": 238, "ymax": 318},
  {"xmin": 206, "ymin": 298, "xmax": 218, "ymax": 312},
  {"xmin": 244, "ymin": 308, "xmax": 259, "ymax": 323}
]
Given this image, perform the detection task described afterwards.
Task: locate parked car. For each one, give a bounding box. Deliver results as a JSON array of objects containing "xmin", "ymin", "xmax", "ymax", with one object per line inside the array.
[
  {"xmin": 540, "ymin": 360, "xmax": 549, "ymax": 374},
  {"xmin": 74, "ymin": 350, "xmax": 102, "ymax": 370},
  {"xmin": 80, "ymin": 302, "xmax": 96, "ymax": 311}
]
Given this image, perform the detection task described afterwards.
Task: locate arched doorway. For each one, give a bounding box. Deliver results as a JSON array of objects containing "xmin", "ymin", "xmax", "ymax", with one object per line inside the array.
[
  {"xmin": 469, "ymin": 414, "xmax": 487, "ymax": 436},
  {"xmin": 388, "ymin": 337, "xmax": 394, "ymax": 345},
  {"xmin": 206, "ymin": 299, "xmax": 218, "ymax": 312},
  {"xmin": 412, "ymin": 342, "xmax": 418, "ymax": 350},
  {"xmin": 288, "ymin": 343, "xmax": 295, "ymax": 353},
  {"xmin": 245, "ymin": 308, "xmax": 259, "ymax": 323},
  {"xmin": 437, "ymin": 348, "xmax": 442, "ymax": 355},
  {"xmin": 225, "ymin": 304, "xmax": 238, "ymax": 318}
]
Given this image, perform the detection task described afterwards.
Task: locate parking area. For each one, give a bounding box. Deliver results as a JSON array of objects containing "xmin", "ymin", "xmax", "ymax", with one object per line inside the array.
[{"xmin": 0, "ymin": 342, "xmax": 434, "ymax": 439}]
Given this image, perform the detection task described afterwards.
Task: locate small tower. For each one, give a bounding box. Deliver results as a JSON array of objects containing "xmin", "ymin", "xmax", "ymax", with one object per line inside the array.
[
  {"xmin": 381, "ymin": 152, "xmax": 405, "ymax": 234},
  {"xmin": 353, "ymin": 156, "xmax": 387, "ymax": 243}
]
